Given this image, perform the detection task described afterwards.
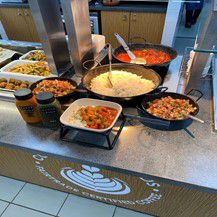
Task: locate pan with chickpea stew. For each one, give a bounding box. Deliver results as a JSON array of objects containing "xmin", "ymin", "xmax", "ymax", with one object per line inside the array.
[
  {"xmin": 141, "ymin": 89, "xmax": 203, "ymax": 122},
  {"xmin": 30, "ymin": 77, "xmax": 81, "ymax": 102}
]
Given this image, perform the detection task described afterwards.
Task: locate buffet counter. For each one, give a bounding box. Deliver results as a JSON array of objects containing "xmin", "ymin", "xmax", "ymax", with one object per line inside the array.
[{"xmin": 0, "ymin": 56, "xmax": 217, "ymax": 217}]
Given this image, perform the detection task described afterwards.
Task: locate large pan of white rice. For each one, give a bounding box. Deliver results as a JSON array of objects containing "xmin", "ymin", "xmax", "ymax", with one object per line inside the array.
[{"xmin": 82, "ymin": 63, "xmax": 162, "ymax": 102}]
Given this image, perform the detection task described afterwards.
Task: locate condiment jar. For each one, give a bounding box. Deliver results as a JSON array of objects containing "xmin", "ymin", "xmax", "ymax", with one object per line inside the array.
[
  {"xmin": 36, "ymin": 92, "xmax": 62, "ymax": 128},
  {"xmin": 14, "ymin": 88, "xmax": 41, "ymax": 124}
]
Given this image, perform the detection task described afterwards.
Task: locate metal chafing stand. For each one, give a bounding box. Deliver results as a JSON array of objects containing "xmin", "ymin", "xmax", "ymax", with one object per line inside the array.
[{"xmin": 28, "ymin": 0, "xmax": 94, "ymax": 76}]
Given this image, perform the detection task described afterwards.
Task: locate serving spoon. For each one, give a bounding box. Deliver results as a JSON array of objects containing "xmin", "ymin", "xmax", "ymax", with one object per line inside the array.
[
  {"xmin": 181, "ymin": 112, "xmax": 204, "ymax": 124},
  {"xmin": 108, "ymin": 44, "xmax": 113, "ymax": 87},
  {"xmin": 114, "ymin": 33, "xmax": 146, "ymax": 65}
]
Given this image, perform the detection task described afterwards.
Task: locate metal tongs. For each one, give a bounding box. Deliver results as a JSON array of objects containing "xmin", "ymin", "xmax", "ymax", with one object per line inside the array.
[{"xmin": 114, "ymin": 33, "xmax": 146, "ymax": 64}]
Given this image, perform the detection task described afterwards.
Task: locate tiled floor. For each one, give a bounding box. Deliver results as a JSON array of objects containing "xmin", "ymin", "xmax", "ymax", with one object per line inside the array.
[{"xmin": 0, "ymin": 176, "xmax": 154, "ymax": 217}]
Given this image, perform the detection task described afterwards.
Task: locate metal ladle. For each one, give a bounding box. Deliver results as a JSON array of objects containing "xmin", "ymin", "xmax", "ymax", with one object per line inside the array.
[{"xmin": 114, "ymin": 33, "xmax": 146, "ymax": 65}]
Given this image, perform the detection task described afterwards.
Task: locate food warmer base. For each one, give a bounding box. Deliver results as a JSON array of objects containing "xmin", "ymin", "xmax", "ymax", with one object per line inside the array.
[{"xmin": 60, "ymin": 113, "xmax": 127, "ymax": 150}]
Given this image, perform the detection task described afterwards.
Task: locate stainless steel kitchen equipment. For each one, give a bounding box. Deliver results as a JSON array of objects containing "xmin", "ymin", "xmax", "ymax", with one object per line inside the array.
[
  {"xmin": 90, "ymin": 12, "xmax": 99, "ymax": 34},
  {"xmin": 28, "ymin": 0, "xmax": 72, "ymax": 76},
  {"xmin": 61, "ymin": 12, "xmax": 99, "ymax": 35},
  {"xmin": 61, "ymin": 0, "xmax": 94, "ymax": 75}
]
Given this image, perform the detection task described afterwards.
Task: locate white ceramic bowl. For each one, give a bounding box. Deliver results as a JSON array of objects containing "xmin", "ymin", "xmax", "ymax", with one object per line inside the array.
[
  {"xmin": 60, "ymin": 98, "xmax": 122, "ymax": 133},
  {"xmin": 19, "ymin": 50, "xmax": 46, "ymax": 61},
  {"xmin": 0, "ymin": 60, "xmax": 54, "ymax": 81}
]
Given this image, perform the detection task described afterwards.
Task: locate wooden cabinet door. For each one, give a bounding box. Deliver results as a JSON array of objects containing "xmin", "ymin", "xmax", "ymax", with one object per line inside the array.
[
  {"xmin": 23, "ymin": 9, "xmax": 40, "ymax": 42},
  {"xmin": 101, "ymin": 11, "xmax": 130, "ymax": 47},
  {"xmin": 0, "ymin": 7, "xmax": 33, "ymax": 42},
  {"xmin": 129, "ymin": 12, "xmax": 166, "ymax": 44}
]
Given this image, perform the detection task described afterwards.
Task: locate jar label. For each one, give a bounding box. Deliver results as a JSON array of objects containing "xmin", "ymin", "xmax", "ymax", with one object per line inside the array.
[
  {"xmin": 19, "ymin": 106, "xmax": 35, "ymax": 117},
  {"xmin": 39, "ymin": 106, "xmax": 60, "ymax": 126}
]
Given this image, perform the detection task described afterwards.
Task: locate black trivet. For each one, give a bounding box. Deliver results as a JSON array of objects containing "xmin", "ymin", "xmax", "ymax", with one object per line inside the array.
[{"xmin": 60, "ymin": 113, "xmax": 126, "ymax": 150}]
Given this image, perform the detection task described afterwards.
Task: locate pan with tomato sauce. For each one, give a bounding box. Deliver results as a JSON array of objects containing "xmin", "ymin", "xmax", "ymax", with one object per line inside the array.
[
  {"xmin": 113, "ymin": 43, "xmax": 177, "ymax": 67},
  {"xmin": 116, "ymin": 49, "xmax": 172, "ymax": 65}
]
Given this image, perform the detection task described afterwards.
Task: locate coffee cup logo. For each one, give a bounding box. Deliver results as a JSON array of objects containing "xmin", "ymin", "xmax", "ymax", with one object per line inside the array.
[{"xmin": 60, "ymin": 165, "xmax": 131, "ymax": 195}]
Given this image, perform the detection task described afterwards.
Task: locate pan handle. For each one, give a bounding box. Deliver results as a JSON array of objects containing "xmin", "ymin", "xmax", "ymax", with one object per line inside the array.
[
  {"xmin": 130, "ymin": 36, "xmax": 146, "ymax": 44},
  {"xmin": 186, "ymin": 89, "xmax": 203, "ymax": 102},
  {"xmin": 157, "ymin": 86, "xmax": 168, "ymax": 93},
  {"xmin": 74, "ymin": 89, "xmax": 88, "ymax": 93},
  {"xmin": 125, "ymin": 113, "xmax": 170, "ymax": 127},
  {"xmin": 146, "ymin": 86, "xmax": 168, "ymax": 95},
  {"xmin": 83, "ymin": 59, "xmax": 101, "ymax": 71},
  {"xmin": 82, "ymin": 43, "xmax": 111, "ymax": 70}
]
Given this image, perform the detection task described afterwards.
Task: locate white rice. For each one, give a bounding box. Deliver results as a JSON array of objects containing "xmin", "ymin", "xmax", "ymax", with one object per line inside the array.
[
  {"xmin": 68, "ymin": 111, "xmax": 86, "ymax": 127},
  {"xmin": 90, "ymin": 71, "xmax": 155, "ymax": 97}
]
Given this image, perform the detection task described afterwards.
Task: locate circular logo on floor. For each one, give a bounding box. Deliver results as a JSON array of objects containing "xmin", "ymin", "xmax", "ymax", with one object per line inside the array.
[
  {"xmin": 60, "ymin": 165, "xmax": 131, "ymax": 195},
  {"xmin": 33, "ymin": 154, "xmax": 162, "ymax": 206}
]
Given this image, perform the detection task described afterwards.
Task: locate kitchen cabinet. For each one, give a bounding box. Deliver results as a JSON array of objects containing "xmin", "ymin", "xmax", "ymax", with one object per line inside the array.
[
  {"xmin": 22, "ymin": 9, "xmax": 40, "ymax": 42},
  {"xmin": 101, "ymin": 11, "xmax": 166, "ymax": 47},
  {"xmin": 129, "ymin": 12, "xmax": 166, "ymax": 44},
  {"xmin": 101, "ymin": 11, "xmax": 130, "ymax": 47},
  {"xmin": 0, "ymin": 7, "xmax": 40, "ymax": 42}
]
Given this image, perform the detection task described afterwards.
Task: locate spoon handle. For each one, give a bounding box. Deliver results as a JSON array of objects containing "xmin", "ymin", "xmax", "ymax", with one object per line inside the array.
[
  {"xmin": 185, "ymin": 114, "xmax": 205, "ymax": 124},
  {"xmin": 108, "ymin": 44, "xmax": 112, "ymax": 73},
  {"xmin": 107, "ymin": 44, "xmax": 113, "ymax": 87},
  {"xmin": 114, "ymin": 33, "xmax": 136, "ymax": 60}
]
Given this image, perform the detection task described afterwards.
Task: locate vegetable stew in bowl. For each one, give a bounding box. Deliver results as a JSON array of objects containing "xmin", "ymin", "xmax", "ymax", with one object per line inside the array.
[{"xmin": 60, "ymin": 98, "xmax": 122, "ymax": 133}]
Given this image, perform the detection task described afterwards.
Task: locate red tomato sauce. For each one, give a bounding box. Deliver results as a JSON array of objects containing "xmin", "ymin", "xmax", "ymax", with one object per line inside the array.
[{"xmin": 116, "ymin": 49, "xmax": 171, "ymax": 65}]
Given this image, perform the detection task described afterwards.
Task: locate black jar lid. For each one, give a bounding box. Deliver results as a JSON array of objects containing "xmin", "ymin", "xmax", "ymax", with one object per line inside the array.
[
  {"xmin": 14, "ymin": 88, "xmax": 33, "ymax": 100},
  {"xmin": 36, "ymin": 92, "xmax": 55, "ymax": 104}
]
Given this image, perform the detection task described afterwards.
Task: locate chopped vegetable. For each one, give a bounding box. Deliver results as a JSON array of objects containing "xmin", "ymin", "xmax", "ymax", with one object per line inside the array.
[
  {"xmin": 147, "ymin": 96, "xmax": 197, "ymax": 120},
  {"xmin": 23, "ymin": 50, "xmax": 47, "ymax": 62},
  {"xmin": 32, "ymin": 79, "xmax": 75, "ymax": 97},
  {"xmin": 8, "ymin": 62, "xmax": 50, "ymax": 77},
  {"xmin": 72, "ymin": 106, "xmax": 118, "ymax": 129}
]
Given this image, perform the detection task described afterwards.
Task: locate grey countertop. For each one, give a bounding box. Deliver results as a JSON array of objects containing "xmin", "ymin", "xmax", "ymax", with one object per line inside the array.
[
  {"xmin": 0, "ymin": 1, "xmax": 167, "ymax": 13},
  {"xmin": 0, "ymin": 57, "xmax": 217, "ymax": 192}
]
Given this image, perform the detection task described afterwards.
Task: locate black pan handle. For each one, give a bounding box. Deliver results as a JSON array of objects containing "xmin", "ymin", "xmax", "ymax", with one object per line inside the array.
[
  {"xmin": 130, "ymin": 36, "xmax": 146, "ymax": 44},
  {"xmin": 125, "ymin": 113, "xmax": 170, "ymax": 127},
  {"xmin": 74, "ymin": 89, "xmax": 88, "ymax": 93},
  {"xmin": 186, "ymin": 89, "xmax": 203, "ymax": 102},
  {"xmin": 157, "ymin": 86, "xmax": 168, "ymax": 93},
  {"xmin": 136, "ymin": 105, "xmax": 145, "ymax": 113},
  {"xmin": 146, "ymin": 86, "xmax": 168, "ymax": 96}
]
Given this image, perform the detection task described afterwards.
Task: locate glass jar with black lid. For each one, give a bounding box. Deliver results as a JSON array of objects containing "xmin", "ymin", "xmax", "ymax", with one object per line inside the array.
[
  {"xmin": 36, "ymin": 92, "xmax": 62, "ymax": 128},
  {"xmin": 14, "ymin": 88, "xmax": 41, "ymax": 124}
]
